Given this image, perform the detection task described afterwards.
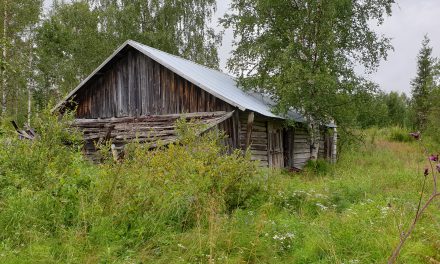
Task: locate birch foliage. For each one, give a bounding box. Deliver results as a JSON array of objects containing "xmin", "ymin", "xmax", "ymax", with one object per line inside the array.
[
  {"xmin": 222, "ymin": 0, "xmax": 394, "ymax": 126},
  {"xmin": 36, "ymin": 0, "xmax": 221, "ymax": 103}
]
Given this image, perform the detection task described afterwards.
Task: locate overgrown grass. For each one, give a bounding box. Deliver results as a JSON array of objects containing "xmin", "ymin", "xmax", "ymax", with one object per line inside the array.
[{"xmin": 0, "ymin": 115, "xmax": 439, "ymax": 263}]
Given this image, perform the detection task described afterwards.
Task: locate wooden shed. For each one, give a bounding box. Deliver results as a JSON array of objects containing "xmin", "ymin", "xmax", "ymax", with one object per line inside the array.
[{"xmin": 53, "ymin": 40, "xmax": 337, "ymax": 169}]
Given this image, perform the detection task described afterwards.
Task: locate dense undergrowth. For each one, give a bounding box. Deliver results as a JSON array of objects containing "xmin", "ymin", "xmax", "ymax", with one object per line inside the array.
[{"xmin": 0, "ymin": 114, "xmax": 439, "ymax": 263}]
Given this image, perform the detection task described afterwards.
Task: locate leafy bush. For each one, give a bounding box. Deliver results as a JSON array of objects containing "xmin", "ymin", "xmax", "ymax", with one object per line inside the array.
[
  {"xmin": 303, "ymin": 159, "xmax": 331, "ymax": 175},
  {"xmin": 388, "ymin": 127, "xmax": 412, "ymax": 142}
]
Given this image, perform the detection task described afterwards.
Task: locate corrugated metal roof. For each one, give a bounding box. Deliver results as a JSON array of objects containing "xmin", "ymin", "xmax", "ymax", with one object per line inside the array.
[{"xmin": 53, "ymin": 40, "xmax": 323, "ymax": 125}]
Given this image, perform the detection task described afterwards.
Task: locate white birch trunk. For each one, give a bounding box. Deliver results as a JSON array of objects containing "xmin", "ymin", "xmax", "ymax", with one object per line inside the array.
[
  {"xmin": 1, "ymin": 0, "xmax": 7, "ymax": 115},
  {"xmin": 308, "ymin": 118, "xmax": 320, "ymax": 161},
  {"xmin": 27, "ymin": 87, "xmax": 32, "ymax": 124},
  {"xmin": 27, "ymin": 37, "xmax": 34, "ymax": 125},
  {"xmin": 331, "ymin": 126, "xmax": 338, "ymax": 163}
]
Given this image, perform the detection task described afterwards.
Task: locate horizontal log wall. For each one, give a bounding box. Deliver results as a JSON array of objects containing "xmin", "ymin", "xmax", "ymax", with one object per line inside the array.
[
  {"xmin": 239, "ymin": 111, "xmax": 269, "ymax": 167},
  {"xmin": 291, "ymin": 126, "xmax": 333, "ymax": 169},
  {"xmin": 292, "ymin": 126, "xmax": 311, "ymax": 169}
]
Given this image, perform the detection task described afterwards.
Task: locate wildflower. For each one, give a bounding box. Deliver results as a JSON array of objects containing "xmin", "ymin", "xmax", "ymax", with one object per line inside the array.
[
  {"xmin": 316, "ymin": 202, "xmax": 328, "ymax": 210},
  {"xmin": 424, "ymin": 168, "xmax": 429, "ymax": 176},
  {"xmin": 409, "ymin": 131, "xmax": 421, "ymax": 140},
  {"xmin": 380, "ymin": 206, "xmax": 389, "ymax": 216},
  {"xmin": 429, "ymin": 154, "xmax": 438, "ymax": 162},
  {"xmin": 285, "ymin": 232, "xmax": 295, "ymax": 239}
]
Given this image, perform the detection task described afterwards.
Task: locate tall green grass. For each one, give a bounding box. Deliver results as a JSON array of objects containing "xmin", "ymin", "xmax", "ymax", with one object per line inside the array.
[{"xmin": 0, "ymin": 115, "xmax": 439, "ymax": 263}]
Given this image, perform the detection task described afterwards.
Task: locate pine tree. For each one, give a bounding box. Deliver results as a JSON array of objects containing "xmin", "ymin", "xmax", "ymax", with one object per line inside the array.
[{"xmin": 411, "ymin": 35, "xmax": 437, "ymax": 129}]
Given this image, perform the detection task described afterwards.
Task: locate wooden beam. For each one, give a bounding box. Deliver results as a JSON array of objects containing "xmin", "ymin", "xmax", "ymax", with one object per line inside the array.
[
  {"xmin": 245, "ymin": 111, "xmax": 254, "ymax": 149},
  {"xmin": 198, "ymin": 111, "xmax": 235, "ymax": 135},
  {"xmin": 72, "ymin": 111, "xmax": 229, "ymax": 126},
  {"xmin": 267, "ymin": 121, "xmax": 273, "ymax": 168}
]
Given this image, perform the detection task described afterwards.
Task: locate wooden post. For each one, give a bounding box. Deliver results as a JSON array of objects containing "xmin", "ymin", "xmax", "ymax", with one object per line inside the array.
[
  {"xmin": 267, "ymin": 121, "xmax": 273, "ymax": 168},
  {"xmin": 245, "ymin": 111, "xmax": 254, "ymax": 149}
]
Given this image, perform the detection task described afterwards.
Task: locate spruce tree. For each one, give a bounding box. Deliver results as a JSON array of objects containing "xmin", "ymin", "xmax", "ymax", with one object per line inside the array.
[{"xmin": 411, "ymin": 35, "xmax": 436, "ymax": 129}]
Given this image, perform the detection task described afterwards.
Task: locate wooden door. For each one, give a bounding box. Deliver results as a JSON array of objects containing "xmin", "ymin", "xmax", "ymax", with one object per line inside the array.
[
  {"xmin": 283, "ymin": 127, "xmax": 294, "ymax": 168},
  {"xmin": 268, "ymin": 122, "xmax": 284, "ymax": 168}
]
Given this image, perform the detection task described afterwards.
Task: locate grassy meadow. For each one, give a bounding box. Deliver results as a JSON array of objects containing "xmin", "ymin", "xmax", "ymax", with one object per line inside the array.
[{"xmin": 0, "ymin": 115, "xmax": 439, "ymax": 263}]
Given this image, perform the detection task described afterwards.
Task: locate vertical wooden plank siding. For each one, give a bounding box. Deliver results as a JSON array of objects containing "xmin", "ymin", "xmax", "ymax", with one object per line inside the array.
[
  {"xmin": 74, "ymin": 47, "xmax": 238, "ymax": 149},
  {"xmin": 267, "ymin": 121, "xmax": 284, "ymax": 168}
]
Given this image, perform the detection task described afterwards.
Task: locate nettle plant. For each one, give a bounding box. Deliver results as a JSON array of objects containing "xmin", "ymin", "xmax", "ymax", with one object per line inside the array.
[{"xmin": 388, "ymin": 131, "xmax": 440, "ymax": 263}]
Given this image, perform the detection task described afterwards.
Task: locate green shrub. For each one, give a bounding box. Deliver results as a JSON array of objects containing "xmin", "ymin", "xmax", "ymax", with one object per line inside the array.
[
  {"xmin": 303, "ymin": 159, "xmax": 331, "ymax": 175},
  {"xmin": 388, "ymin": 127, "xmax": 412, "ymax": 142}
]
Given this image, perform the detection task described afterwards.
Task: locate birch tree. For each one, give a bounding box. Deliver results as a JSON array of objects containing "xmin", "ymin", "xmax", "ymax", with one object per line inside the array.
[
  {"xmin": 223, "ymin": 0, "xmax": 394, "ymax": 158},
  {"xmin": 36, "ymin": 0, "xmax": 221, "ymax": 105},
  {"xmin": 0, "ymin": 0, "xmax": 42, "ymax": 118}
]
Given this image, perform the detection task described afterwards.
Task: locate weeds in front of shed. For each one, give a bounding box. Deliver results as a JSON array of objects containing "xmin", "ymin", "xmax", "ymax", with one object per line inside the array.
[{"xmin": 0, "ymin": 114, "xmax": 439, "ymax": 263}]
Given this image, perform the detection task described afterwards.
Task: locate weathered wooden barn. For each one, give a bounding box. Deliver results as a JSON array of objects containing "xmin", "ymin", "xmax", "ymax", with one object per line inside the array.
[{"xmin": 53, "ymin": 40, "xmax": 337, "ymax": 169}]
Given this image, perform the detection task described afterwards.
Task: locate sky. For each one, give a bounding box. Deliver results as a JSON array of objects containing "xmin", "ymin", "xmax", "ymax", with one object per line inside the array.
[
  {"xmin": 43, "ymin": 0, "xmax": 440, "ymax": 95},
  {"xmin": 215, "ymin": 0, "xmax": 440, "ymax": 95}
]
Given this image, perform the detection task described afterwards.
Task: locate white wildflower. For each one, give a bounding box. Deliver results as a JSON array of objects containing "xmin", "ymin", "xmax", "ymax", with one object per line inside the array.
[{"xmin": 316, "ymin": 202, "xmax": 328, "ymax": 210}]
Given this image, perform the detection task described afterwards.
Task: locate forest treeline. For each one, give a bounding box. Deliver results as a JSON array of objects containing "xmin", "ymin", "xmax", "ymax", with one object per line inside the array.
[
  {"xmin": 0, "ymin": 0, "xmax": 438, "ymax": 134},
  {"xmin": 0, "ymin": 0, "xmax": 220, "ymax": 123}
]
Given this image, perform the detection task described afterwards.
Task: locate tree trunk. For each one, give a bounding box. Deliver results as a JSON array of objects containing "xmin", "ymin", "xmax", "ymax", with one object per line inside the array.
[
  {"xmin": 28, "ymin": 84, "xmax": 32, "ymax": 124},
  {"xmin": 308, "ymin": 118, "xmax": 320, "ymax": 161},
  {"xmin": 331, "ymin": 126, "xmax": 338, "ymax": 163},
  {"xmin": 1, "ymin": 0, "xmax": 8, "ymax": 115},
  {"xmin": 27, "ymin": 35, "xmax": 34, "ymax": 125}
]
